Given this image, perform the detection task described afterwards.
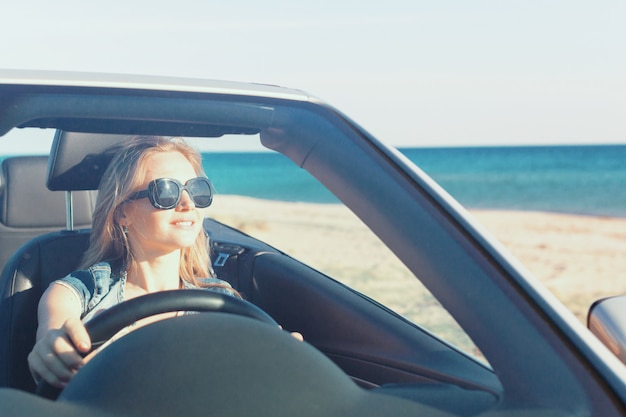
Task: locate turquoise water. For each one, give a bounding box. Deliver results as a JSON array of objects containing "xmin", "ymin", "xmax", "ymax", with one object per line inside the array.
[
  {"xmin": 400, "ymin": 145, "xmax": 626, "ymax": 217},
  {"xmin": 202, "ymin": 145, "xmax": 626, "ymax": 217}
]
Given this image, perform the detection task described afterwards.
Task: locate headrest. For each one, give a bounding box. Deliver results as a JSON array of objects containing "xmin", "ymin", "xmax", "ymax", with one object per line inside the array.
[
  {"xmin": 0, "ymin": 155, "xmax": 93, "ymax": 227},
  {"xmin": 46, "ymin": 131, "xmax": 129, "ymax": 191}
]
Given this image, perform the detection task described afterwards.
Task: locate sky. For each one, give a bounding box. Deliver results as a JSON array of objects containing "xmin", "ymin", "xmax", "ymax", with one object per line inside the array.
[{"xmin": 1, "ymin": 0, "xmax": 625, "ymax": 149}]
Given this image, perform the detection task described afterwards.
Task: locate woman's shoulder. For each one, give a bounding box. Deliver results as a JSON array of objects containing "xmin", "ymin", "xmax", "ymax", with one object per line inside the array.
[
  {"xmin": 183, "ymin": 277, "xmax": 231, "ymax": 288},
  {"xmin": 86, "ymin": 260, "xmax": 125, "ymax": 274},
  {"xmin": 183, "ymin": 277, "xmax": 239, "ymax": 297},
  {"xmin": 195, "ymin": 277, "xmax": 232, "ymax": 286},
  {"xmin": 86, "ymin": 260, "xmax": 115, "ymax": 271},
  {"xmin": 57, "ymin": 260, "xmax": 124, "ymax": 293},
  {"xmin": 52, "ymin": 260, "xmax": 125, "ymax": 315}
]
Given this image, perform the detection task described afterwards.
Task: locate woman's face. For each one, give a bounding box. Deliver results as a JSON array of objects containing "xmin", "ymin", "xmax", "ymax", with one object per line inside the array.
[{"xmin": 120, "ymin": 151, "xmax": 206, "ymax": 259}]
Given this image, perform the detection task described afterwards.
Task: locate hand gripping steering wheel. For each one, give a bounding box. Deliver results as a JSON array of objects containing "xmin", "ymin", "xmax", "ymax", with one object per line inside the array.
[{"xmin": 36, "ymin": 289, "xmax": 277, "ymax": 399}]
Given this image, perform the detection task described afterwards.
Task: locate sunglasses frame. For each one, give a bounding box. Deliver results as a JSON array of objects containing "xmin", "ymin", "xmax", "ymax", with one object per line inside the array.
[{"xmin": 128, "ymin": 177, "xmax": 213, "ymax": 210}]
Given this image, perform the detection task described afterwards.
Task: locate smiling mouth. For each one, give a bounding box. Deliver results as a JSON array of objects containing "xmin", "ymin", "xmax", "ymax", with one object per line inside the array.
[{"xmin": 174, "ymin": 221, "xmax": 194, "ymax": 227}]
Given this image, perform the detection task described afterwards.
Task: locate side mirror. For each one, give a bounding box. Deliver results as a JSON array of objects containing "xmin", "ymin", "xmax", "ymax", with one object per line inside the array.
[{"xmin": 588, "ymin": 295, "xmax": 626, "ymax": 364}]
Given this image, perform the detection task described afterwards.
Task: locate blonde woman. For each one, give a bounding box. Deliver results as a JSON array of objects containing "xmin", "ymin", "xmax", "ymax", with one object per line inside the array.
[{"xmin": 29, "ymin": 136, "xmax": 244, "ymax": 388}]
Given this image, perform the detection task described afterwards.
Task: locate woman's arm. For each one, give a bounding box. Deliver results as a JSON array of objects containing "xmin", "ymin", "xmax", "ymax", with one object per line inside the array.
[{"xmin": 27, "ymin": 284, "xmax": 91, "ymax": 388}]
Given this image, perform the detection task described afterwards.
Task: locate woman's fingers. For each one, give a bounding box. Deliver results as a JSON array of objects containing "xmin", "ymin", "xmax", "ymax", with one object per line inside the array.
[
  {"xmin": 278, "ymin": 325, "xmax": 304, "ymax": 341},
  {"xmin": 27, "ymin": 319, "xmax": 92, "ymax": 388},
  {"xmin": 63, "ymin": 317, "xmax": 92, "ymax": 353},
  {"xmin": 28, "ymin": 331, "xmax": 79, "ymax": 387},
  {"xmin": 290, "ymin": 331, "xmax": 304, "ymax": 341}
]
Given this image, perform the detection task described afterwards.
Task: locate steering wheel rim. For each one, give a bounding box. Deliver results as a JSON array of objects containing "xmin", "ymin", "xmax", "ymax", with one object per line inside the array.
[{"xmin": 37, "ymin": 290, "xmax": 277, "ymax": 399}]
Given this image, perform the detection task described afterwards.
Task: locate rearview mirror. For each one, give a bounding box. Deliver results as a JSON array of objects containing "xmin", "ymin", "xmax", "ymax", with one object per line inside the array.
[{"xmin": 588, "ymin": 295, "xmax": 626, "ymax": 364}]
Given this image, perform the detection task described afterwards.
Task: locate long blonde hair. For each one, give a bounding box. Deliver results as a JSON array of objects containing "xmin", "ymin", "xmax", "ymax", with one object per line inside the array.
[{"xmin": 80, "ymin": 136, "xmax": 211, "ymax": 284}]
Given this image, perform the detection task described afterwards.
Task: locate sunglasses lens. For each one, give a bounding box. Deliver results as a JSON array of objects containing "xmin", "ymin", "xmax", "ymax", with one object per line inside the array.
[
  {"xmin": 187, "ymin": 178, "xmax": 213, "ymax": 208},
  {"xmin": 144, "ymin": 178, "xmax": 213, "ymax": 209},
  {"xmin": 152, "ymin": 179, "xmax": 180, "ymax": 209}
]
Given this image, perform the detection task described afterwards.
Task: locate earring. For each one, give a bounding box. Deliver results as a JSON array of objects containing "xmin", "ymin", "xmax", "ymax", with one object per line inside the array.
[{"xmin": 122, "ymin": 226, "xmax": 129, "ymax": 235}]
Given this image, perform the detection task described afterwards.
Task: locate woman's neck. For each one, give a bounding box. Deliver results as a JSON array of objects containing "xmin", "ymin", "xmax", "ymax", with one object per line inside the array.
[{"xmin": 126, "ymin": 251, "xmax": 181, "ymax": 293}]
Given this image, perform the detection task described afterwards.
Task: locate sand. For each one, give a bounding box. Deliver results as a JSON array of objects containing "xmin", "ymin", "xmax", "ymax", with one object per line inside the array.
[
  {"xmin": 470, "ymin": 210, "xmax": 626, "ymax": 321},
  {"xmin": 209, "ymin": 195, "xmax": 626, "ymax": 325}
]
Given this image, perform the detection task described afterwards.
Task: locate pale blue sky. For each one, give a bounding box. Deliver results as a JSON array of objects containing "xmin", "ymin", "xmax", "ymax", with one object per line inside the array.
[{"xmin": 1, "ymin": 1, "xmax": 625, "ymax": 148}]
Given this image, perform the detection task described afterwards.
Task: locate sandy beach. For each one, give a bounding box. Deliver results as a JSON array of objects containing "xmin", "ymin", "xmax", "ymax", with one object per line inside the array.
[
  {"xmin": 209, "ymin": 195, "xmax": 626, "ymax": 325},
  {"xmin": 470, "ymin": 210, "xmax": 626, "ymax": 322}
]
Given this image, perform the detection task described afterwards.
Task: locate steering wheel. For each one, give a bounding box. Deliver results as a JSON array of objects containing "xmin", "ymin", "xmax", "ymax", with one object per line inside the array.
[{"xmin": 36, "ymin": 290, "xmax": 277, "ymax": 399}]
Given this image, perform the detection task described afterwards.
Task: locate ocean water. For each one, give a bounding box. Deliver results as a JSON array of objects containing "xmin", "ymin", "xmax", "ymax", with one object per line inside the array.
[
  {"xmin": 400, "ymin": 145, "xmax": 626, "ymax": 217},
  {"xmin": 200, "ymin": 145, "xmax": 626, "ymax": 217}
]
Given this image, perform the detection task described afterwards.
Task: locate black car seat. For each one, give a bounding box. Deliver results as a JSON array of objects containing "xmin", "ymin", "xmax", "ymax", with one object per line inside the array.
[
  {"xmin": 0, "ymin": 131, "xmax": 128, "ymax": 392},
  {"xmin": 0, "ymin": 155, "xmax": 96, "ymax": 273}
]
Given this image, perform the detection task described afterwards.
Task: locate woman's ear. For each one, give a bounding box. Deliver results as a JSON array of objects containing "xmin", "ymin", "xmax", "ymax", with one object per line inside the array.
[{"xmin": 115, "ymin": 204, "xmax": 131, "ymax": 227}]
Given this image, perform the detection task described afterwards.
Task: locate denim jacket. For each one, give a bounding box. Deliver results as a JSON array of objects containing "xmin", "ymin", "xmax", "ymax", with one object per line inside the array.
[{"xmin": 53, "ymin": 261, "xmax": 237, "ymax": 323}]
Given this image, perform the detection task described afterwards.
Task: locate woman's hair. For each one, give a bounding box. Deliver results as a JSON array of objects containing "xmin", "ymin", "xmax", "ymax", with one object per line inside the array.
[{"xmin": 79, "ymin": 136, "xmax": 211, "ymax": 285}]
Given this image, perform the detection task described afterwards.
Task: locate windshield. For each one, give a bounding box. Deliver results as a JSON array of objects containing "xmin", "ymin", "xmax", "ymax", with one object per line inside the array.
[
  {"xmin": 0, "ymin": 128, "xmax": 487, "ymax": 364},
  {"xmin": 199, "ymin": 134, "xmax": 487, "ymax": 364}
]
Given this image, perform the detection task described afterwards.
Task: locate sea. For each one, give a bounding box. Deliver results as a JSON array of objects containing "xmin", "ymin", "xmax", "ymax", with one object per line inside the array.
[{"xmin": 201, "ymin": 145, "xmax": 626, "ymax": 218}]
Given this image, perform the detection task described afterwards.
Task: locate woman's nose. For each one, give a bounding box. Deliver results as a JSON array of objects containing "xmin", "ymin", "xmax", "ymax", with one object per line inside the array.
[{"xmin": 176, "ymin": 190, "xmax": 195, "ymax": 210}]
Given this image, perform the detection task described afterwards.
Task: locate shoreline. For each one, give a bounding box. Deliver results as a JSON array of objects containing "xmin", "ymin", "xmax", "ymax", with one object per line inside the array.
[{"xmin": 209, "ymin": 195, "xmax": 626, "ymax": 324}]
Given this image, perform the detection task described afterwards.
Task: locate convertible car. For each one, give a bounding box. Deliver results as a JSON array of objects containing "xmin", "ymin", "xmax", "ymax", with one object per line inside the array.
[{"xmin": 0, "ymin": 70, "xmax": 625, "ymax": 417}]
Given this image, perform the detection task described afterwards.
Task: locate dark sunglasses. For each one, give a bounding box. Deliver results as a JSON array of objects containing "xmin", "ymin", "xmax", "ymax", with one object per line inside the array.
[{"xmin": 128, "ymin": 177, "xmax": 213, "ymax": 210}]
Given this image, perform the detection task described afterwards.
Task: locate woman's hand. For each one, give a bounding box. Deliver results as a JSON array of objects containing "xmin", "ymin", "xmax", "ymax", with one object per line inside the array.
[
  {"xmin": 290, "ymin": 331, "xmax": 304, "ymax": 341},
  {"xmin": 278, "ymin": 325, "xmax": 303, "ymax": 341},
  {"xmin": 27, "ymin": 318, "xmax": 92, "ymax": 388}
]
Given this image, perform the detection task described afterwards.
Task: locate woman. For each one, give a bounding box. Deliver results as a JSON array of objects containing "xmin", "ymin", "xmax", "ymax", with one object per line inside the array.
[{"xmin": 28, "ymin": 136, "xmax": 272, "ymax": 388}]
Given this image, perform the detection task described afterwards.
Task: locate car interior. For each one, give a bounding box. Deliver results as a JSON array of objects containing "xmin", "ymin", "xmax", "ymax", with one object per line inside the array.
[
  {"xmin": 0, "ymin": 155, "xmax": 95, "ymax": 272},
  {"xmin": 0, "ymin": 129, "xmax": 500, "ymax": 415}
]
